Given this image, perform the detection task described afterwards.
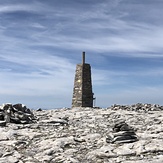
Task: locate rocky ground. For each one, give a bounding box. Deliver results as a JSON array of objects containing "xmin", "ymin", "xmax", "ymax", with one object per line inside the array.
[{"xmin": 0, "ymin": 103, "xmax": 163, "ymax": 163}]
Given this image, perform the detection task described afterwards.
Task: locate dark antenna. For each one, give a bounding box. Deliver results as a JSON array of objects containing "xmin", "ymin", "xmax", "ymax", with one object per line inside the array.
[{"xmin": 82, "ymin": 51, "xmax": 85, "ymax": 64}]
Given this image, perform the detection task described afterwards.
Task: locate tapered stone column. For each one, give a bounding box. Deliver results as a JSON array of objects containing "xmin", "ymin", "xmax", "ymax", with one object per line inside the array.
[{"xmin": 72, "ymin": 52, "xmax": 93, "ymax": 107}]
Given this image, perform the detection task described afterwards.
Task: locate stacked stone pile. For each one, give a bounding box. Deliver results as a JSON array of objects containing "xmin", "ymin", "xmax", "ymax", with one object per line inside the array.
[
  {"xmin": 106, "ymin": 120, "xmax": 138, "ymax": 143},
  {"xmin": 0, "ymin": 104, "xmax": 163, "ymax": 162},
  {"xmin": 0, "ymin": 103, "xmax": 36, "ymax": 126},
  {"xmin": 109, "ymin": 103, "xmax": 163, "ymax": 111}
]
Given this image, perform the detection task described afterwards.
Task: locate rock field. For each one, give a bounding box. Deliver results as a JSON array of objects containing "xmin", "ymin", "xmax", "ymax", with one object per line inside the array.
[{"xmin": 0, "ymin": 103, "xmax": 163, "ymax": 163}]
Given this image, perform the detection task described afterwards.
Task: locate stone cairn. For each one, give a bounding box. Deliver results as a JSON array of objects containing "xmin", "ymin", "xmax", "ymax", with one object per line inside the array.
[
  {"xmin": 106, "ymin": 120, "xmax": 138, "ymax": 144},
  {"xmin": 0, "ymin": 103, "xmax": 36, "ymax": 126},
  {"xmin": 72, "ymin": 52, "xmax": 94, "ymax": 107}
]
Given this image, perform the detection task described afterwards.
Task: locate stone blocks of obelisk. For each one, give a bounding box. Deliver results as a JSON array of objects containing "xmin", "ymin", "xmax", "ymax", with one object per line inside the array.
[{"xmin": 72, "ymin": 52, "xmax": 93, "ymax": 107}]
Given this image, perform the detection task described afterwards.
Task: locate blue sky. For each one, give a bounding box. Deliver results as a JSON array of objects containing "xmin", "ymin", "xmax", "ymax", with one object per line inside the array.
[{"xmin": 1, "ymin": 0, "xmax": 163, "ymax": 108}]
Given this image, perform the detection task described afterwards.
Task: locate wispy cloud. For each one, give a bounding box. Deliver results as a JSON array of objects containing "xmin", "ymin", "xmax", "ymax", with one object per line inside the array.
[
  {"xmin": 0, "ymin": 1, "xmax": 49, "ymax": 13},
  {"xmin": 0, "ymin": 46, "xmax": 75, "ymax": 100}
]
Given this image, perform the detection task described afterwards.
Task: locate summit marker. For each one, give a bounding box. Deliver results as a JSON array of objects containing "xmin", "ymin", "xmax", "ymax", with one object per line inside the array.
[{"xmin": 72, "ymin": 52, "xmax": 94, "ymax": 107}]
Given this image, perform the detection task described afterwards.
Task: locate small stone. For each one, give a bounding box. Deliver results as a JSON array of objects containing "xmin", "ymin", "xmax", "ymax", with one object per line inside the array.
[
  {"xmin": 0, "ymin": 113, "xmax": 4, "ymax": 120},
  {"xmin": 0, "ymin": 121, "xmax": 6, "ymax": 127},
  {"xmin": 74, "ymin": 137, "xmax": 86, "ymax": 142},
  {"xmin": 36, "ymin": 108, "xmax": 42, "ymax": 111}
]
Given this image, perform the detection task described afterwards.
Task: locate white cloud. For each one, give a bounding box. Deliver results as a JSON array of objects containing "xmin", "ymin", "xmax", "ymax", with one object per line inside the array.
[
  {"xmin": 30, "ymin": 23, "xmax": 46, "ymax": 29},
  {"xmin": 0, "ymin": 53, "xmax": 75, "ymax": 96},
  {"xmin": 0, "ymin": 1, "xmax": 49, "ymax": 13},
  {"xmin": 1, "ymin": 0, "xmax": 163, "ymax": 58}
]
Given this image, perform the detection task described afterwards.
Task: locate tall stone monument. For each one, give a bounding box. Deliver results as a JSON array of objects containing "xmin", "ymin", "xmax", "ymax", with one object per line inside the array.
[{"xmin": 72, "ymin": 52, "xmax": 94, "ymax": 107}]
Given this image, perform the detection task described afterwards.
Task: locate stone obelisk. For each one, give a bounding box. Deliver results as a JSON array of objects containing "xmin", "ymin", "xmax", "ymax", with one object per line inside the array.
[{"xmin": 72, "ymin": 52, "xmax": 93, "ymax": 107}]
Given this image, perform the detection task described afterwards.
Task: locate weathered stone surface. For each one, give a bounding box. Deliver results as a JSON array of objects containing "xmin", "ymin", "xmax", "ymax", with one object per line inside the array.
[
  {"xmin": 0, "ymin": 104, "xmax": 162, "ymax": 162},
  {"xmin": 109, "ymin": 103, "xmax": 163, "ymax": 111}
]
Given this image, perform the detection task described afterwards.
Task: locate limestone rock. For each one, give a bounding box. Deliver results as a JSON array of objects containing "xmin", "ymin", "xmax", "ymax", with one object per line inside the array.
[
  {"xmin": 109, "ymin": 103, "xmax": 163, "ymax": 111},
  {"xmin": 0, "ymin": 104, "xmax": 162, "ymax": 162}
]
